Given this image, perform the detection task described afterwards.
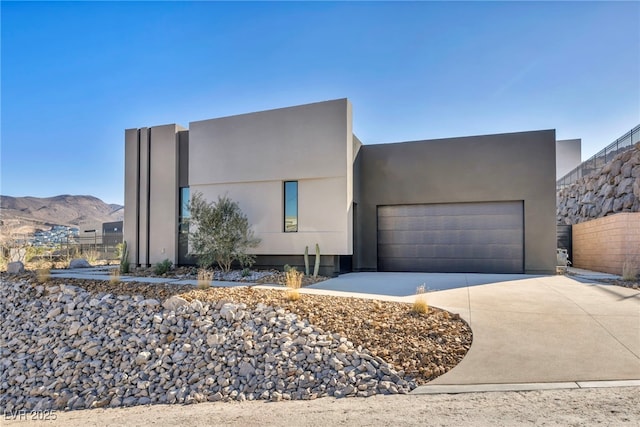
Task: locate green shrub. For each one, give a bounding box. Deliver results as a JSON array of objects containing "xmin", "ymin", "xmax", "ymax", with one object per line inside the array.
[
  {"xmin": 154, "ymin": 259, "xmax": 173, "ymax": 275},
  {"xmin": 241, "ymin": 267, "xmax": 251, "ymax": 277},
  {"xmin": 188, "ymin": 193, "xmax": 261, "ymax": 272}
]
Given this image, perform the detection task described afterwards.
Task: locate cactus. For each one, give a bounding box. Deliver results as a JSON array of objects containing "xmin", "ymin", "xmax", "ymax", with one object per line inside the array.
[
  {"xmin": 119, "ymin": 241, "xmax": 130, "ymax": 274},
  {"xmin": 313, "ymin": 243, "xmax": 320, "ymax": 278},
  {"xmin": 304, "ymin": 246, "xmax": 310, "ymax": 276}
]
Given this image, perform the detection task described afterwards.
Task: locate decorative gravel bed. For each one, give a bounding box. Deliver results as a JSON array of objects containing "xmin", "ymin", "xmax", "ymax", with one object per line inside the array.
[
  {"xmin": 125, "ymin": 266, "xmax": 330, "ymax": 287},
  {"xmin": 0, "ymin": 273, "xmax": 472, "ymax": 412}
]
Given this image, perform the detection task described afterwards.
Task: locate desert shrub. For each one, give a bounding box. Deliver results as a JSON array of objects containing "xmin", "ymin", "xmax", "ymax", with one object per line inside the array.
[
  {"xmin": 83, "ymin": 250, "xmax": 100, "ymax": 265},
  {"xmin": 412, "ymin": 283, "xmax": 429, "ymax": 314},
  {"xmin": 115, "ymin": 243, "xmax": 125, "ymax": 260},
  {"xmin": 154, "ymin": 259, "xmax": 173, "ymax": 276},
  {"xmin": 188, "ymin": 192, "xmax": 260, "ymax": 272},
  {"xmin": 241, "ymin": 267, "xmax": 251, "ymax": 277}
]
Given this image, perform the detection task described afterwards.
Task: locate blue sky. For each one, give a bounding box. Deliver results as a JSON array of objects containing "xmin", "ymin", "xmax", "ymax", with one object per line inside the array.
[{"xmin": 2, "ymin": 1, "xmax": 639, "ymax": 205}]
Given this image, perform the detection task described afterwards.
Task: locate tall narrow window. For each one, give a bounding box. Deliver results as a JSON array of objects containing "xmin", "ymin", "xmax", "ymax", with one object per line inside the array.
[
  {"xmin": 179, "ymin": 187, "xmax": 190, "ymax": 234},
  {"xmin": 284, "ymin": 181, "xmax": 298, "ymax": 232}
]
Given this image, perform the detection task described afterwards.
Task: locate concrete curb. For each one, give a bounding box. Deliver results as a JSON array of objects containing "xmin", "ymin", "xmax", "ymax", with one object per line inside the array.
[{"xmin": 411, "ymin": 379, "xmax": 640, "ymax": 395}]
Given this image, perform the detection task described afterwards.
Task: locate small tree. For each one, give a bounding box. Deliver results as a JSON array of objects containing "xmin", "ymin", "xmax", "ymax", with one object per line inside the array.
[{"xmin": 188, "ymin": 192, "xmax": 260, "ymax": 272}]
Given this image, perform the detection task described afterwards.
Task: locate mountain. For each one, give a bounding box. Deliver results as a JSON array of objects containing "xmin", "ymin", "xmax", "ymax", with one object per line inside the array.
[{"xmin": 0, "ymin": 195, "xmax": 124, "ymax": 237}]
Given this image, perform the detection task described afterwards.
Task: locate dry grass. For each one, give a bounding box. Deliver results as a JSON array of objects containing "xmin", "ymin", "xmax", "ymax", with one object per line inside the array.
[
  {"xmin": 36, "ymin": 268, "xmax": 51, "ymax": 283},
  {"xmin": 412, "ymin": 284, "xmax": 429, "ymax": 314},
  {"xmin": 110, "ymin": 269, "xmax": 121, "ymax": 284},
  {"xmin": 197, "ymin": 269, "xmax": 213, "ymax": 289},
  {"xmin": 82, "ymin": 250, "xmax": 100, "ymax": 266},
  {"xmin": 285, "ymin": 269, "xmax": 303, "ymax": 301}
]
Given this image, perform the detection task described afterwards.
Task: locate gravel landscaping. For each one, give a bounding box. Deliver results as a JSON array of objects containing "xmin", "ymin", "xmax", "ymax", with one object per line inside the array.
[
  {"xmin": 0, "ymin": 273, "xmax": 472, "ymax": 412},
  {"xmin": 125, "ymin": 266, "xmax": 330, "ymax": 287}
]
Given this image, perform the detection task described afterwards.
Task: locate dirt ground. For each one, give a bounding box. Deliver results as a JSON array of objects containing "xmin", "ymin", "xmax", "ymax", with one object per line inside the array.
[{"xmin": 4, "ymin": 387, "xmax": 638, "ymax": 427}]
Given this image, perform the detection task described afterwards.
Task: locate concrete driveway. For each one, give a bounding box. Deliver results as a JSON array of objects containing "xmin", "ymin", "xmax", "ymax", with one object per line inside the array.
[
  {"xmin": 308, "ymin": 273, "xmax": 640, "ymax": 387},
  {"xmin": 307, "ymin": 272, "xmax": 539, "ymax": 296}
]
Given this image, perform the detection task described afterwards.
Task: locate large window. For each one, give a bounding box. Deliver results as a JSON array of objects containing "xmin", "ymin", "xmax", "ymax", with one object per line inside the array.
[{"xmin": 284, "ymin": 181, "xmax": 298, "ymax": 232}]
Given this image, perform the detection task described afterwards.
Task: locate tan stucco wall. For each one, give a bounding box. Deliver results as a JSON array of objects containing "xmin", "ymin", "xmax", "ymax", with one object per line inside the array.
[
  {"xmin": 189, "ymin": 99, "xmax": 354, "ymax": 256},
  {"xmin": 572, "ymin": 213, "xmax": 640, "ymax": 275}
]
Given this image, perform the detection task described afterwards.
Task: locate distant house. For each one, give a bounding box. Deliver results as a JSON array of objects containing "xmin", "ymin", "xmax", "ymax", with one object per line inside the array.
[
  {"xmin": 125, "ymin": 98, "xmax": 566, "ymax": 275},
  {"xmin": 79, "ymin": 221, "xmax": 123, "ymax": 246}
]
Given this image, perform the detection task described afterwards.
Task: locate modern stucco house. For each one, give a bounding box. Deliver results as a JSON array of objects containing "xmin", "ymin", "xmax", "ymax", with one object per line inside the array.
[{"xmin": 124, "ymin": 98, "xmax": 563, "ymax": 275}]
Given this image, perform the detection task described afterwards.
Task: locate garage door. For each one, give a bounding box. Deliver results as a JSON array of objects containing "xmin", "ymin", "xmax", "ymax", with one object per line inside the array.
[{"xmin": 377, "ymin": 201, "xmax": 524, "ymax": 273}]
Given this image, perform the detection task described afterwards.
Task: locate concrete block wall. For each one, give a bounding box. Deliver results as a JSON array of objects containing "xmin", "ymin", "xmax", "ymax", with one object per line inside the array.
[{"xmin": 572, "ymin": 213, "xmax": 640, "ymax": 275}]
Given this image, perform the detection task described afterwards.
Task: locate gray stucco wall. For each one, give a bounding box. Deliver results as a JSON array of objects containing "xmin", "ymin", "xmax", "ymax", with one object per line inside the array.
[
  {"xmin": 556, "ymin": 138, "xmax": 581, "ymax": 179},
  {"xmin": 357, "ymin": 129, "xmax": 557, "ymax": 274},
  {"xmin": 148, "ymin": 124, "xmax": 182, "ymax": 265},
  {"xmin": 188, "ymin": 98, "xmax": 355, "ymax": 256},
  {"xmin": 124, "ymin": 128, "xmax": 139, "ymax": 265}
]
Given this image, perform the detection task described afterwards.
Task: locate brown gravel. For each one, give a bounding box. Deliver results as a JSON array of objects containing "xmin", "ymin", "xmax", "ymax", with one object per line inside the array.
[{"xmin": 8, "ymin": 272, "xmax": 472, "ymax": 384}]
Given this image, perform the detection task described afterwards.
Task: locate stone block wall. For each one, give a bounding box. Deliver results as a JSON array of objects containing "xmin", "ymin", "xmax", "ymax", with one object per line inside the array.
[
  {"xmin": 572, "ymin": 213, "xmax": 640, "ymax": 275},
  {"xmin": 557, "ymin": 144, "xmax": 640, "ymax": 225}
]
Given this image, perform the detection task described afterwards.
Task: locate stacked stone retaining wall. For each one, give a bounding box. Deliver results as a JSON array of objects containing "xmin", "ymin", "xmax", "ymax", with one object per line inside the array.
[{"xmin": 557, "ymin": 144, "xmax": 640, "ymax": 225}]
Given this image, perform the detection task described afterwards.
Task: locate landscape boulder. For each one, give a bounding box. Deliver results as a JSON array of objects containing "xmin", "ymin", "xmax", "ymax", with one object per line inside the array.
[
  {"xmin": 69, "ymin": 258, "xmax": 91, "ymax": 269},
  {"xmin": 162, "ymin": 295, "xmax": 189, "ymax": 311},
  {"xmin": 7, "ymin": 261, "xmax": 25, "ymax": 274}
]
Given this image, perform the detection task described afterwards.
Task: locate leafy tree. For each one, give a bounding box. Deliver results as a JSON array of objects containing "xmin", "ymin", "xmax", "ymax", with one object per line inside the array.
[{"xmin": 188, "ymin": 192, "xmax": 260, "ymax": 272}]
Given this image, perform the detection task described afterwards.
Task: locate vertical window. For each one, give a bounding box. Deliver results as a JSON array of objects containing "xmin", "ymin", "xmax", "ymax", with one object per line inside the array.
[
  {"xmin": 179, "ymin": 187, "xmax": 190, "ymax": 234},
  {"xmin": 284, "ymin": 181, "xmax": 298, "ymax": 232}
]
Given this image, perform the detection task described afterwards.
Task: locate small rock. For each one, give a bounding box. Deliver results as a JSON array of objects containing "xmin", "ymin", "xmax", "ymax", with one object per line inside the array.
[
  {"xmin": 141, "ymin": 299, "xmax": 160, "ymax": 308},
  {"xmin": 46, "ymin": 307, "xmax": 62, "ymax": 319},
  {"xmin": 238, "ymin": 361, "xmax": 255, "ymax": 377},
  {"xmin": 135, "ymin": 351, "xmax": 151, "ymax": 365},
  {"xmin": 68, "ymin": 321, "xmax": 82, "ymax": 336},
  {"xmin": 163, "ymin": 296, "xmax": 189, "ymax": 311}
]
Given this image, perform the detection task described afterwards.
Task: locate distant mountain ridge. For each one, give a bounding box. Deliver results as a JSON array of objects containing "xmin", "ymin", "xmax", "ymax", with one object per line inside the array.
[{"xmin": 0, "ymin": 195, "xmax": 124, "ymax": 236}]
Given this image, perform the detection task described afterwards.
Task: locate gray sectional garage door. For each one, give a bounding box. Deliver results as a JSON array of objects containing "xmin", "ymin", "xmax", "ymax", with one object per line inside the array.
[{"xmin": 377, "ymin": 201, "xmax": 524, "ymax": 273}]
